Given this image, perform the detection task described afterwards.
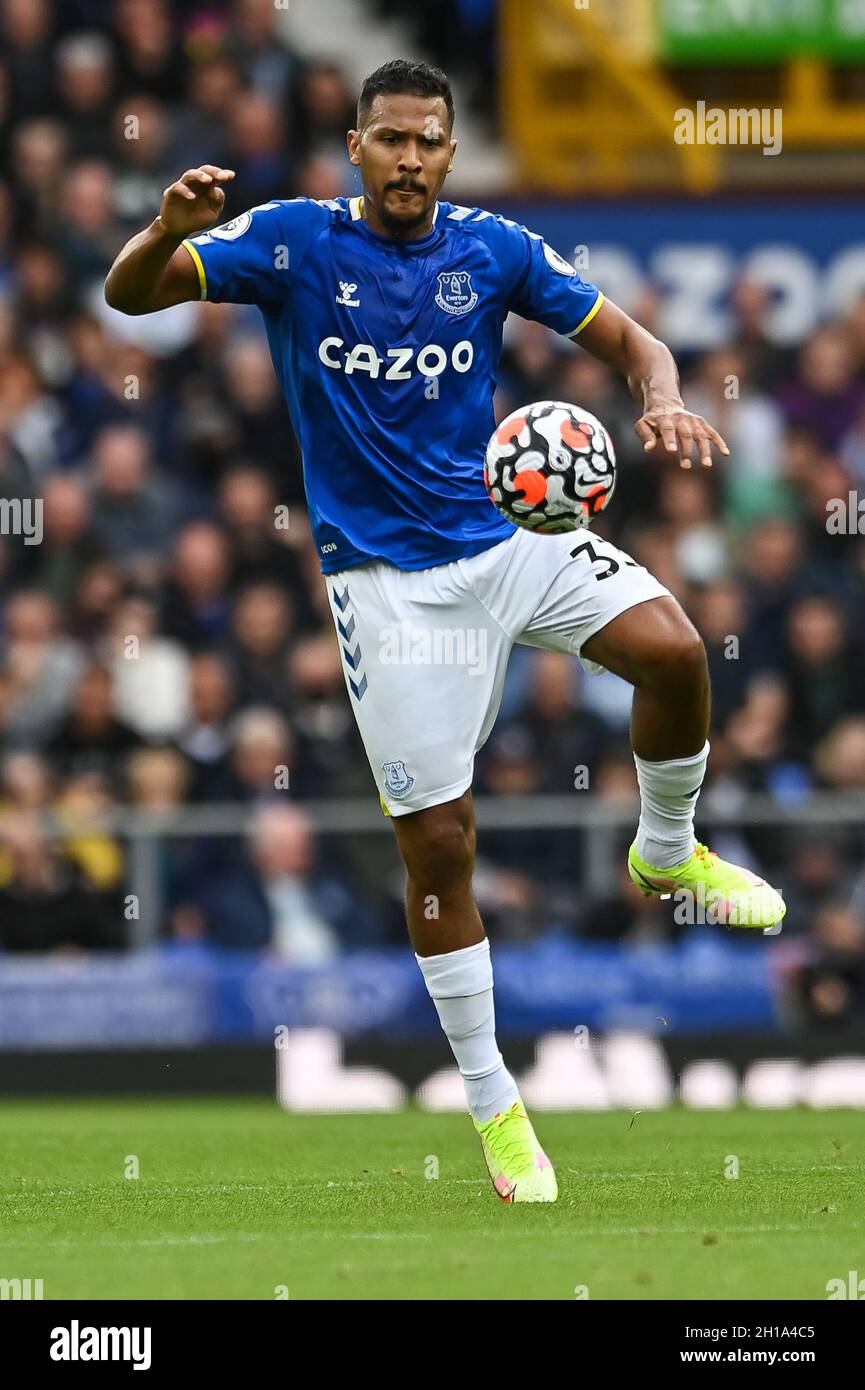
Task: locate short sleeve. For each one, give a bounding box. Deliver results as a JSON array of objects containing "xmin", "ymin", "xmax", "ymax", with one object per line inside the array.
[
  {"xmin": 182, "ymin": 200, "xmax": 309, "ymax": 307},
  {"xmin": 504, "ymin": 224, "xmax": 604, "ymax": 339}
]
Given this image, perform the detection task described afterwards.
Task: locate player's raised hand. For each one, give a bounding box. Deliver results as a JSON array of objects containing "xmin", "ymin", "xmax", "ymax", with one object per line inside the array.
[
  {"xmin": 158, "ymin": 166, "xmax": 236, "ymax": 238},
  {"xmin": 635, "ymin": 404, "xmax": 730, "ymax": 469}
]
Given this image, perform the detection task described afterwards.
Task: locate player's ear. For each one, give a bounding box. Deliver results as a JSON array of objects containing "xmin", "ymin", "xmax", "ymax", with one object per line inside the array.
[
  {"xmin": 447, "ymin": 139, "xmax": 457, "ymax": 174},
  {"xmin": 347, "ymin": 129, "xmax": 361, "ymax": 166}
]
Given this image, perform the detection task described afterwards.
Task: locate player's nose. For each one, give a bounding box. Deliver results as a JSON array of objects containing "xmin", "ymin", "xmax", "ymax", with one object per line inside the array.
[{"xmin": 398, "ymin": 143, "xmax": 423, "ymax": 171}]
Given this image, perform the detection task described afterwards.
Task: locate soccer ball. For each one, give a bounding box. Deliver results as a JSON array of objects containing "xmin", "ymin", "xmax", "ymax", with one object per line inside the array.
[{"xmin": 484, "ymin": 401, "xmax": 617, "ymax": 533}]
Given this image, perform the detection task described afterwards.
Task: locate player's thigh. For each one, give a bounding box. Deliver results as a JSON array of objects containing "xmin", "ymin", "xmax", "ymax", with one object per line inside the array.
[
  {"xmin": 324, "ymin": 563, "xmax": 511, "ymax": 816},
  {"xmin": 513, "ymin": 530, "xmax": 673, "ymax": 676},
  {"xmin": 580, "ymin": 593, "xmax": 703, "ymax": 686}
]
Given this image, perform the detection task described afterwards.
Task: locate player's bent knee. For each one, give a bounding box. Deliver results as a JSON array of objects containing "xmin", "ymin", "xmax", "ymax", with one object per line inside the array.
[
  {"xmin": 636, "ymin": 624, "xmax": 707, "ymax": 692},
  {"xmin": 407, "ymin": 822, "xmax": 475, "ymax": 893}
]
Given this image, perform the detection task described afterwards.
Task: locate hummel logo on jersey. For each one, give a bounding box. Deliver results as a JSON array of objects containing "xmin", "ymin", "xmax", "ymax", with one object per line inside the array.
[{"xmin": 336, "ymin": 281, "xmax": 360, "ymax": 307}]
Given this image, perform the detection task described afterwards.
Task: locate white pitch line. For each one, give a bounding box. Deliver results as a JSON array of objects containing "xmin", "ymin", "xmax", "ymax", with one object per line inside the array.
[
  {"xmin": 0, "ymin": 1230, "xmax": 432, "ymax": 1250},
  {"xmin": 2, "ymin": 1223, "xmax": 857, "ymax": 1253},
  {"xmin": 4, "ymin": 1164, "xmax": 862, "ymax": 1198}
]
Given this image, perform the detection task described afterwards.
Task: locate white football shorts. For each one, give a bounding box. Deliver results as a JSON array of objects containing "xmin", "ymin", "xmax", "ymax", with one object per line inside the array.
[{"xmin": 325, "ymin": 527, "xmax": 671, "ymax": 816}]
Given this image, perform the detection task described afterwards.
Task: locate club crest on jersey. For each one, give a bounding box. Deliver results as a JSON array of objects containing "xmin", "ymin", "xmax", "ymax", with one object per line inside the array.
[
  {"xmin": 336, "ymin": 281, "xmax": 360, "ymax": 307},
  {"xmin": 382, "ymin": 760, "xmax": 414, "ymax": 798},
  {"xmin": 208, "ymin": 212, "xmax": 252, "ymax": 241},
  {"xmin": 435, "ymin": 271, "xmax": 478, "ymax": 316},
  {"xmin": 543, "ymin": 242, "xmax": 576, "ymax": 276}
]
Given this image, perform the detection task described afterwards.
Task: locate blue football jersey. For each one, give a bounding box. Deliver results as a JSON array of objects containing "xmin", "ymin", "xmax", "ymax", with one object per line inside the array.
[{"xmin": 183, "ymin": 196, "xmax": 603, "ymax": 573}]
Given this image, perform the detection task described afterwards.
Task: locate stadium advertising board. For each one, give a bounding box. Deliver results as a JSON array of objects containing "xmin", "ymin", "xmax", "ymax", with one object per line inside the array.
[
  {"xmin": 500, "ymin": 200, "xmax": 865, "ymax": 351},
  {"xmin": 660, "ymin": 0, "xmax": 865, "ymax": 63}
]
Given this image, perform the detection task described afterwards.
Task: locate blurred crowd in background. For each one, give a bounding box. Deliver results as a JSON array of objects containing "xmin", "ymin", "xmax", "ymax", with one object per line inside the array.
[{"xmin": 0, "ymin": 0, "xmax": 862, "ymax": 1026}]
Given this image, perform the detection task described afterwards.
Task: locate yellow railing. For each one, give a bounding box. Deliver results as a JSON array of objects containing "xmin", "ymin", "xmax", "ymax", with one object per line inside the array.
[{"xmin": 500, "ymin": 0, "xmax": 865, "ymax": 194}]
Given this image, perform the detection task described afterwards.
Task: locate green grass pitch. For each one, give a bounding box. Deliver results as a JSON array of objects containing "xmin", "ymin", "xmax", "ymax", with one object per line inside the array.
[{"xmin": 1, "ymin": 1099, "xmax": 862, "ymax": 1300}]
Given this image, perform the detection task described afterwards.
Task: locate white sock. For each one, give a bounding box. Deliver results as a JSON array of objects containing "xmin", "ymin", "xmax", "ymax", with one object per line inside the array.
[
  {"xmin": 634, "ymin": 739, "xmax": 710, "ymax": 870},
  {"xmin": 416, "ymin": 938, "xmax": 519, "ymax": 1124}
]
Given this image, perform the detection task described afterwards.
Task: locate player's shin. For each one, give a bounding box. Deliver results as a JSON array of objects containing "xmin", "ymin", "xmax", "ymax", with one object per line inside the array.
[{"xmin": 415, "ymin": 938, "xmax": 519, "ymax": 1123}]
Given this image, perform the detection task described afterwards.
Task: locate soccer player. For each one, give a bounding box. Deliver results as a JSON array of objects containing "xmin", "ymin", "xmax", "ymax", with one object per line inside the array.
[{"xmin": 105, "ymin": 59, "xmax": 785, "ymax": 1203}]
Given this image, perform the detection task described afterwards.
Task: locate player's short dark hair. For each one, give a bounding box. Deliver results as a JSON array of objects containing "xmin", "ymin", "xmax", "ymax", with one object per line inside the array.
[{"xmin": 357, "ymin": 59, "xmax": 454, "ymax": 130}]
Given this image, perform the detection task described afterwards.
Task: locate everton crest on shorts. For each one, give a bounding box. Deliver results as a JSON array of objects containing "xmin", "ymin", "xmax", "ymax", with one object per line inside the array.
[{"xmin": 382, "ymin": 761, "xmax": 415, "ymax": 798}]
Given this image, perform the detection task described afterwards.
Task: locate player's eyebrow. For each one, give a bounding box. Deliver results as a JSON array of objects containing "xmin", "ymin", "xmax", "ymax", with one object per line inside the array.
[{"xmin": 373, "ymin": 125, "xmax": 445, "ymax": 140}]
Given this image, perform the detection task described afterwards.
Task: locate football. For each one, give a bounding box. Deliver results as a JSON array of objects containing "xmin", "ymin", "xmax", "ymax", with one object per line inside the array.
[{"xmin": 484, "ymin": 400, "xmax": 617, "ymax": 533}]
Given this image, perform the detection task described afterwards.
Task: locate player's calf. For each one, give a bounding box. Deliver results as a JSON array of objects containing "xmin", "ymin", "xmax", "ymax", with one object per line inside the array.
[{"xmin": 393, "ymin": 796, "xmax": 557, "ymax": 1203}]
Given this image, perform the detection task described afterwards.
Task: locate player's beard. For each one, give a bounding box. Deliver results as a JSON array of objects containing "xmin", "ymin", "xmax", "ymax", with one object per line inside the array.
[{"xmin": 379, "ymin": 185, "xmax": 431, "ymax": 235}]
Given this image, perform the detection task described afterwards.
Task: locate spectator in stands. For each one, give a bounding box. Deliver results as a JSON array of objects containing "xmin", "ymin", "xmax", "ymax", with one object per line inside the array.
[
  {"xmin": 171, "ymin": 56, "xmax": 243, "ymax": 173},
  {"xmin": 794, "ymin": 902, "xmax": 865, "ymax": 1026},
  {"xmin": 161, "ymin": 522, "xmax": 232, "ymax": 649},
  {"xmin": 292, "ymin": 60, "xmax": 356, "ymax": 165},
  {"xmin": 688, "ymin": 579, "xmax": 754, "ymax": 728},
  {"xmin": 176, "ymin": 650, "xmax": 236, "ymax": 800},
  {"xmin": 686, "ymin": 347, "xmax": 784, "ymax": 493},
  {"xmin": 34, "ymin": 473, "xmax": 106, "ymax": 614},
  {"xmin": 62, "ymin": 159, "xmax": 120, "ymax": 289},
  {"xmin": 68, "ymin": 557, "xmax": 125, "ymax": 643},
  {"xmin": 0, "ymin": 589, "xmax": 85, "ymax": 744},
  {"xmin": 0, "ymin": 811, "xmax": 126, "ymax": 952},
  {"xmin": 781, "ymin": 832, "xmax": 858, "ymax": 936},
  {"xmin": 225, "ymin": 91, "xmax": 292, "ymax": 212},
  {"xmin": 230, "ymin": 0, "xmax": 302, "ymax": 107},
  {"xmin": 731, "ymin": 277, "xmax": 793, "ymax": 392},
  {"xmin": 658, "ymin": 467, "xmax": 728, "ymax": 586},
  {"xmin": 218, "ymin": 336, "xmax": 297, "ymax": 485},
  {"xmin": 55, "ymin": 767, "xmax": 125, "ymax": 899},
  {"xmin": 126, "ymin": 744, "xmax": 191, "ymax": 810},
  {"xmin": 781, "ymin": 597, "xmax": 865, "ymax": 759},
  {"xmin": 814, "ymin": 716, "xmax": 865, "ymax": 790},
  {"xmin": 54, "ymin": 31, "xmax": 116, "ymax": 162},
  {"xmin": 840, "ymin": 401, "xmax": 865, "ymax": 492},
  {"xmin": 8, "ymin": 118, "xmax": 66, "ymax": 235},
  {"xmin": 295, "ymin": 151, "xmax": 350, "ymax": 202},
  {"xmin": 14, "ymin": 239, "xmax": 76, "ymax": 344},
  {"xmin": 87, "ymin": 422, "xmax": 177, "ymax": 578},
  {"xmin": 106, "ymin": 591, "xmax": 191, "ymax": 739},
  {"xmin": 0, "ymin": 351, "xmax": 66, "ymax": 481},
  {"xmin": 1, "ymin": 0, "xmax": 56, "ymax": 121},
  {"xmin": 111, "ymin": 0, "xmax": 187, "ymax": 104},
  {"xmin": 47, "ymin": 661, "xmax": 141, "ymax": 784},
  {"xmin": 109, "ymin": 93, "xmax": 176, "ymax": 236},
  {"xmin": 190, "ymin": 802, "xmax": 374, "ymax": 956},
  {"xmin": 218, "ymin": 464, "xmax": 306, "ymax": 600},
  {"xmin": 0, "ymin": 749, "xmax": 53, "ymax": 812},
  {"xmin": 228, "ymin": 581, "xmax": 296, "ymax": 709},
  {"xmin": 723, "ymin": 673, "xmax": 791, "ymax": 792},
  {"xmin": 125, "ymin": 744, "xmax": 197, "ymax": 932},
  {"xmin": 226, "ymin": 705, "xmax": 294, "ymax": 802},
  {"xmin": 286, "ymin": 634, "xmax": 365, "ymax": 797},
  {"xmin": 779, "ymin": 328, "xmax": 865, "ymax": 451},
  {"xmin": 739, "ymin": 517, "xmax": 808, "ymax": 668}
]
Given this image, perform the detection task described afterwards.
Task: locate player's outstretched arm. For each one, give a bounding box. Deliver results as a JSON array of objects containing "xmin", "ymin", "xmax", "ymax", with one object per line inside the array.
[
  {"xmin": 104, "ymin": 165, "xmax": 236, "ymax": 315},
  {"xmin": 577, "ymin": 297, "xmax": 730, "ymax": 469}
]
